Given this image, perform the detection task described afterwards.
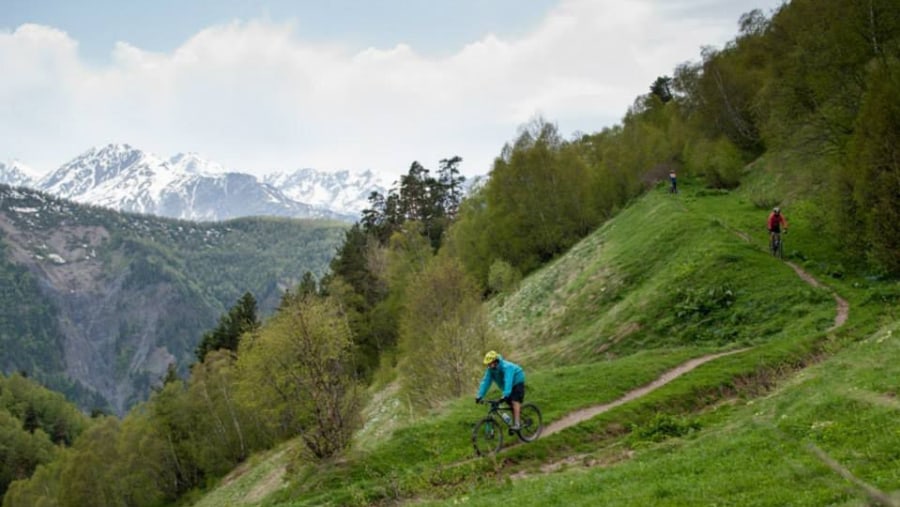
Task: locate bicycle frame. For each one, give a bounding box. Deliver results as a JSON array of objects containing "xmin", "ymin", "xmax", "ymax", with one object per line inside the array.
[
  {"xmin": 484, "ymin": 399, "xmax": 515, "ymax": 429},
  {"xmin": 473, "ymin": 398, "xmax": 543, "ymax": 455}
]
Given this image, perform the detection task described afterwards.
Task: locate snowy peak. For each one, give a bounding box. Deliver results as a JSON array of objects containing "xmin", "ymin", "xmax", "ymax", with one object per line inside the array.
[
  {"xmin": 264, "ymin": 168, "xmax": 388, "ymax": 217},
  {"xmin": 40, "ymin": 143, "xmax": 167, "ymax": 195},
  {"xmin": 168, "ymin": 152, "xmax": 227, "ymax": 175},
  {"xmin": 3, "ymin": 144, "xmax": 387, "ymax": 222},
  {"xmin": 36, "ymin": 144, "xmax": 182, "ymax": 215},
  {"xmin": 0, "ymin": 160, "xmax": 39, "ymax": 187},
  {"xmin": 17, "ymin": 144, "xmax": 368, "ymax": 222}
]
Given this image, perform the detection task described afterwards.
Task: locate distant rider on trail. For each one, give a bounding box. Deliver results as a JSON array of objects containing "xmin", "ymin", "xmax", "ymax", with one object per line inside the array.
[
  {"xmin": 476, "ymin": 351, "xmax": 526, "ymax": 430},
  {"xmin": 767, "ymin": 207, "xmax": 788, "ymax": 243}
]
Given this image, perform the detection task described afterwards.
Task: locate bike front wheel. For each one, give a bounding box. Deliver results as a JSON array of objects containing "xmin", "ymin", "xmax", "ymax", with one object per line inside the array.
[
  {"xmin": 472, "ymin": 417, "xmax": 503, "ymax": 456},
  {"xmin": 516, "ymin": 403, "xmax": 543, "ymax": 442}
]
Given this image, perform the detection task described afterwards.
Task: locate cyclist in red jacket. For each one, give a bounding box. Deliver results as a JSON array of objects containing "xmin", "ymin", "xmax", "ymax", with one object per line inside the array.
[{"xmin": 767, "ymin": 207, "xmax": 788, "ymax": 242}]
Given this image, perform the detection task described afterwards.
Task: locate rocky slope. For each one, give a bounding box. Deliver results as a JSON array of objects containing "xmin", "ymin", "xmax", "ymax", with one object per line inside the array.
[{"xmin": 0, "ymin": 184, "xmax": 346, "ymax": 413}]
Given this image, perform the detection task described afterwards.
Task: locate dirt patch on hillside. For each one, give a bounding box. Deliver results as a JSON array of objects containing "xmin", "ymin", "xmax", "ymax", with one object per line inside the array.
[{"xmin": 244, "ymin": 463, "xmax": 288, "ymax": 503}]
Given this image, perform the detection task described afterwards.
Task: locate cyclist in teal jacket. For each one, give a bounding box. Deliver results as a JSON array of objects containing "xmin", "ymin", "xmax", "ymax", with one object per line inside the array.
[{"xmin": 476, "ymin": 351, "xmax": 526, "ymax": 430}]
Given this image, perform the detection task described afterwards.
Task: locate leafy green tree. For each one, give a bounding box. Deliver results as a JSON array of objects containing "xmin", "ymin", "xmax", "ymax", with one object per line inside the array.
[
  {"xmin": 0, "ymin": 410, "xmax": 55, "ymax": 498},
  {"xmin": 146, "ymin": 379, "xmax": 204, "ymax": 496},
  {"xmin": 452, "ymin": 118, "xmax": 598, "ymax": 284},
  {"xmin": 684, "ymin": 136, "xmax": 745, "ymax": 189},
  {"xmin": 184, "ymin": 350, "xmax": 269, "ymax": 475},
  {"xmin": 444, "ymin": 185, "xmax": 494, "ymax": 288},
  {"xmin": 844, "ymin": 59, "xmax": 900, "ymax": 273},
  {"xmin": 398, "ymin": 255, "xmax": 498, "ymax": 406},
  {"xmin": 2, "ymin": 455, "xmax": 64, "ymax": 507},
  {"xmin": 57, "ymin": 417, "xmax": 121, "ymax": 507},
  {"xmin": 112, "ymin": 410, "xmax": 178, "ymax": 506},
  {"xmin": 0, "ymin": 373, "xmax": 87, "ymax": 446},
  {"xmin": 326, "ymin": 225, "xmax": 393, "ymax": 376},
  {"xmin": 237, "ymin": 296, "xmax": 362, "ymax": 459}
]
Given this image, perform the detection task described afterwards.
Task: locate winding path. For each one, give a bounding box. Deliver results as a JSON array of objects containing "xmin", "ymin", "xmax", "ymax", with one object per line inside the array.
[
  {"xmin": 786, "ymin": 261, "xmax": 849, "ymax": 331},
  {"xmin": 541, "ymin": 349, "xmax": 748, "ymax": 437},
  {"xmin": 534, "ymin": 245, "xmax": 849, "ymax": 440}
]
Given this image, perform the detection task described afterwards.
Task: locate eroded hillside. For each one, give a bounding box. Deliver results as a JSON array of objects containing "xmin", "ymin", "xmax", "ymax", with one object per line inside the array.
[{"xmin": 0, "ymin": 185, "xmax": 346, "ymax": 412}]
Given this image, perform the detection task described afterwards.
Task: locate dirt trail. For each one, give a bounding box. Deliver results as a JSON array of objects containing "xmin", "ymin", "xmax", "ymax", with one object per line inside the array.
[
  {"xmin": 730, "ymin": 227, "xmax": 849, "ymax": 331},
  {"xmin": 786, "ymin": 261, "xmax": 849, "ymax": 331},
  {"xmin": 538, "ymin": 237, "xmax": 850, "ymax": 439},
  {"xmin": 542, "ymin": 349, "xmax": 748, "ymax": 437}
]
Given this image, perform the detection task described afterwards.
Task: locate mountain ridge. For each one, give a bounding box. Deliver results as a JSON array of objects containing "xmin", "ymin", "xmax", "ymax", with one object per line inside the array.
[{"xmin": 1, "ymin": 144, "xmax": 388, "ymax": 222}]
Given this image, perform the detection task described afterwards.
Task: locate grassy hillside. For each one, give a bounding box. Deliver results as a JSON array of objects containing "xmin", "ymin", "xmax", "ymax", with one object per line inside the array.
[{"xmin": 191, "ymin": 162, "xmax": 899, "ymax": 506}]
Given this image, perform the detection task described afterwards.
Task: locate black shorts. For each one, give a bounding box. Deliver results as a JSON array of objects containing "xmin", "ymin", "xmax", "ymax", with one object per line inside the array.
[
  {"xmin": 508, "ymin": 383, "xmax": 525, "ymax": 403},
  {"xmin": 769, "ymin": 226, "xmax": 782, "ymax": 234}
]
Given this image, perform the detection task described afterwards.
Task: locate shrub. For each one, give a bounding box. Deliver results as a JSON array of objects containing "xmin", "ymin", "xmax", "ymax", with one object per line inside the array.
[
  {"xmin": 488, "ymin": 259, "xmax": 522, "ymax": 295},
  {"xmin": 628, "ymin": 413, "xmax": 702, "ymax": 444}
]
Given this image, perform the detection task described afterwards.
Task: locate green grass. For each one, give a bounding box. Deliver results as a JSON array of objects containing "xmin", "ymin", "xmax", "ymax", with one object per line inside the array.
[
  {"xmin": 418, "ymin": 320, "xmax": 900, "ymax": 507},
  {"xmin": 193, "ymin": 166, "xmax": 900, "ymax": 507}
]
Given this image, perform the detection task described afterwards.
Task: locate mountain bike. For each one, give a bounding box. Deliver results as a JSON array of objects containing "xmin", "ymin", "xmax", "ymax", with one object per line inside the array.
[
  {"xmin": 770, "ymin": 230, "xmax": 785, "ymax": 259},
  {"xmin": 472, "ymin": 399, "xmax": 543, "ymax": 456}
]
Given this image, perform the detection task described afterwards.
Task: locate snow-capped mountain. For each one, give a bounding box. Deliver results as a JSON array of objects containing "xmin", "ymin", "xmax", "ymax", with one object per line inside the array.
[
  {"xmin": 0, "ymin": 160, "xmax": 40, "ymax": 187},
  {"xmin": 168, "ymin": 152, "xmax": 227, "ymax": 175},
  {"xmin": 265, "ymin": 168, "xmax": 389, "ymax": 218},
  {"xmin": 29, "ymin": 144, "xmax": 371, "ymax": 222}
]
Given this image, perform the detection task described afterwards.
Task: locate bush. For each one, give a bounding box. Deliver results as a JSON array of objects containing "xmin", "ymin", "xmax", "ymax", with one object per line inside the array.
[
  {"xmin": 628, "ymin": 413, "xmax": 702, "ymax": 444},
  {"xmin": 684, "ymin": 137, "xmax": 745, "ymax": 189},
  {"xmin": 488, "ymin": 259, "xmax": 522, "ymax": 295},
  {"xmin": 674, "ymin": 285, "xmax": 736, "ymax": 320}
]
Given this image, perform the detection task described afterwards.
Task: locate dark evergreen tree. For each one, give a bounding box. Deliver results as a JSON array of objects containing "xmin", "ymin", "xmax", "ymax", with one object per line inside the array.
[
  {"xmin": 650, "ymin": 76, "xmax": 674, "ymax": 103},
  {"xmin": 194, "ymin": 292, "xmax": 260, "ymax": 362},
  {"xmin": 298, "ymin": 271, "xmax": 318, "ymax": 297}
]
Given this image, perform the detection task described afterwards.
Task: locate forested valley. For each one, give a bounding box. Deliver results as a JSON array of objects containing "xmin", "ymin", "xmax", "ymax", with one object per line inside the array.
[{"xmin": 3, "ymin": 0, "xmax": 900, "ymax": 505}]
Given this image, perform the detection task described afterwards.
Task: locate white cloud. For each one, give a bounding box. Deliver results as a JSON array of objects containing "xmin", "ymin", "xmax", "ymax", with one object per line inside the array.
[{"xmin": 0, "ymin": 0, "xmax": 779, "ymax": 181}]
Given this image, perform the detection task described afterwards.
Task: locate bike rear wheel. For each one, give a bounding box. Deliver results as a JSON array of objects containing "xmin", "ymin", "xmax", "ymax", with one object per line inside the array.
[
  {"xmin": 516, "ymin": 403, "xmax": 543, "ymax": 442},
  {"xmin": 472, "ymin": 417, "xmax": 503, "ymax": 456}
]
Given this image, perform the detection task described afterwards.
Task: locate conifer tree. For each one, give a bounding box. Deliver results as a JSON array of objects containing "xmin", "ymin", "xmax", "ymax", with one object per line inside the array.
[{"xmin": 194, "ymin": 292, "xmax": 260, "ymax": 362}]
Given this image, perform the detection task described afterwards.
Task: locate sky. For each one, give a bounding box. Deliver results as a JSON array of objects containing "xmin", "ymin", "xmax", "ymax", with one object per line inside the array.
[{"xmin": 0, "ymin": 0, "xmax": 785, "ymax": 182}]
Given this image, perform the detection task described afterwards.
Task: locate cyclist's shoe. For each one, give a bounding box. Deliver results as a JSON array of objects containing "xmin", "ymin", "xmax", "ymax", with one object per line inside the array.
[{"xmin": 509, "ymin": 423, "xmax": 521, "ymax": 432}]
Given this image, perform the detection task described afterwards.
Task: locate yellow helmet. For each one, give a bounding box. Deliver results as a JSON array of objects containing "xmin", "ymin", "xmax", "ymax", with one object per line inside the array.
[{"xmin": 483, "ymin": 350, "xmax": 499, "ymax": 365}]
